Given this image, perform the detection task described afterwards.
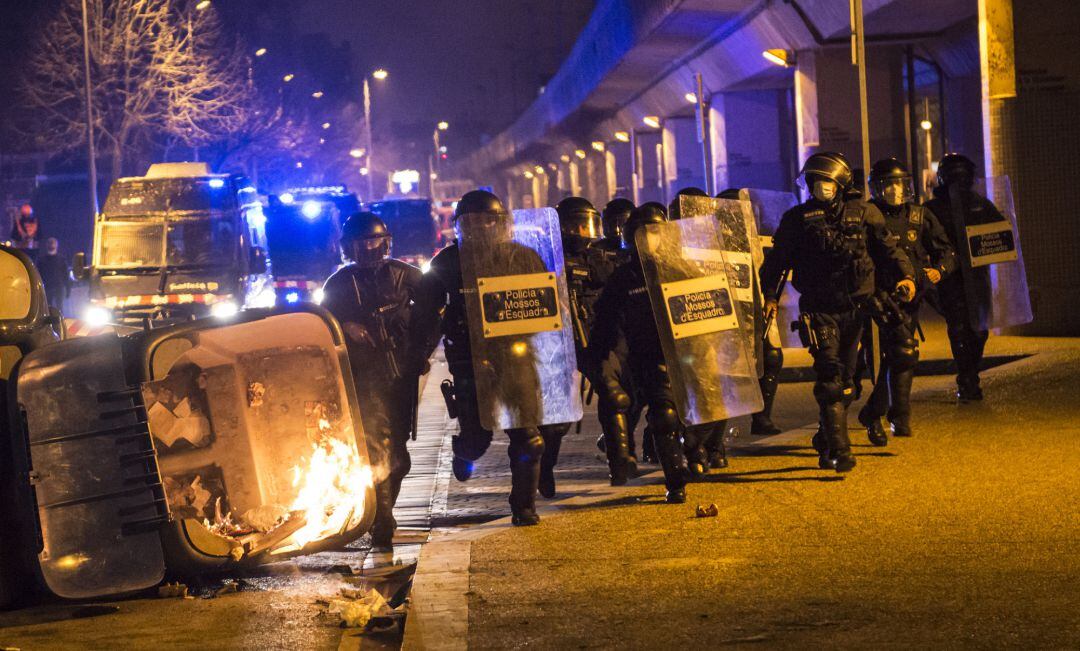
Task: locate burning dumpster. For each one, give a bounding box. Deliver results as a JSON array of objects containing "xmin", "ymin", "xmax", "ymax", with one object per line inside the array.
[{"xmin": 1, "ymin": 259, "xmax": 375, "ymax": 602}]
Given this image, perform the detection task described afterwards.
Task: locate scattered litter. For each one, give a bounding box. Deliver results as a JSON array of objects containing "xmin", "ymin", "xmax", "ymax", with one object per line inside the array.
[
  {"xmin": 695, "ymin": 503, "xmax": 719, "ymax": 518},
  {"xmin": 158, "ymin": 582, "xmax": 189, "ymax": 599},
  {"xmin": 326, "ymin": 587, "xmax": 402, "ymax": 630}
]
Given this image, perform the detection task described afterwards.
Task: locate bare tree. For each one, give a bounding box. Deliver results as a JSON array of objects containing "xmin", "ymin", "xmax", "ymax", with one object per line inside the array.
[{"xmin": 20, "ymin": 0, "xmax": 248, "ymax": 179}]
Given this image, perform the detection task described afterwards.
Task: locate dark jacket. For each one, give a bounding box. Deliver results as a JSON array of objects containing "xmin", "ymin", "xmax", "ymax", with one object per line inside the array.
[
  {"xmin": 923, "ymin": 187, "xmax": 1007, "ymax": 268},
  {"xmin": 589, "ymin": 258, "xmax": 662, "ymax": 372},
  {"xmin": 870, "ymin": 201, "xmax": 956, "ymax": 289},
  {"xmin": 760, "ymin": 198, "xmax": 915, "ymax": 313},
  {"xmin": 36, "ymin": 253, "xmax": 72, "ymax": 298},
  {"xmin": 564, "ymin": 241, "xmax": 616, "ymax": 360},
  {"xmin": 322, "ymin": 258, "xmax": 424, "ymax": 383}
]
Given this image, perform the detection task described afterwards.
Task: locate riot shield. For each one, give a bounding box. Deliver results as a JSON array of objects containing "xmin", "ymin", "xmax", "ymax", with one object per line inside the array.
[
  {"xmin": 949, "ymin": 177, "xmax": 1033, "ymax": 331},
  {"xmin": 678, "ymin": 195, "xmax": 762, "ymax": 376},
  {"xmin": 458, "ymin": 208, "xmax": 582, "ymax": 430},
  {"xmin": 636, "ymin": 214, "xmax": 763, "ymax": 425},
  {"xmin": 744, "ymin": 189, "xmax": 802, "ymax": 347}
]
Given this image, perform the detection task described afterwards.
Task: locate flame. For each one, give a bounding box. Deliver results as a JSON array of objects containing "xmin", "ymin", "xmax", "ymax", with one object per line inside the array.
[{"xmin": 278, "ymin": 423, "xmax": 373, "ymax": 552}]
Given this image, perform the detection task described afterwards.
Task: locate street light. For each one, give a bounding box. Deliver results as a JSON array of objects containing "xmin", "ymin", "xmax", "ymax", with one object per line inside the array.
[
  {"xmin": 762, "ymin": 49, "xmax": 794, "ymax": 67},
  {"xmin": 614, "ymin": 131, "xmax": 630, "ymax": 143},
  {"xmin": 684, "ymin": 92, "xmax": 698, "ymax": 104},
  {"xmin": 372, "ymin": 68, "xmax": 389, "ymax": 81},
  {"xmin": 321, "ymin": 122, "xmax": 331, "ymax": 129},
  {"xmin": 437, "ymin": 121, "xmax": 449, "ymax": 131},
  {"xmin": 574, "ymin": 149, "xmax": 586, "ymax": 160},
  {"xmin": 363, "ymin": 69, "xmax": 389, "ymax": 200},
  {"xmin": 312, "ymin": 91, "xmax": 324, "ymax": 99},
  {"xmin": 195, "ymin": 0, "xmax": 211, "ymax": 10},
  {"xmin": 642, "ymin": 116, "xmax": 661, "ymax": 129},
  {"xmin": 283, "ymin": 73, "xmax": 295, "ymax": 83},
  {"xmin": 350, "ymin": 148, "xmax": 365, "ymax": 159},
  {"xmin": 254, "ymin": 47, "xmax": 267, "ymax": 57},
  {"xmin": 591, "ymin": 141, "xmax": 606, "ymax": 153},
  {"xmin": 560, "ymin": 154, "xmax": 571, "ymax": 163}
]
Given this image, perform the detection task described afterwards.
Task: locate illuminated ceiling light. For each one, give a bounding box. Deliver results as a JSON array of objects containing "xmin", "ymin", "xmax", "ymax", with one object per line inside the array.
[
  {"xmin": 591, "ymin": 141, "xmax": 605, "ymax": 152},
  {"xmin": 614, "ymin": 131, "xmax": 630, "ymax": 143},
  {"xmin": 195, "ymin": 0, "xmax": 211, "ymax": 10},
  {"xmin": 642, "ymin": 116, "xmax": 661, "ymax": 129},
  {"xmin": 548, "ymin": 163, "xmax": 558, "ymax": 171},
  {"xmin": 534, "ymin": 165, "xmax": 545, "ymax": 175},
  {"xmin": 311, "ymin": 91, "xmax": 324, "ymax": 99},
  {"xmin": 524, "ymin": 170, "xmax": 534, "ymax": 179},
  {"xmin": 920, "ymin": 119, "xmax": 933, "ymax": 131},
  {"xmin": 321, "ymin": 122, "xmax": 331, "ymax": 129},
  {"xmin": 254, "ymin": 47, "xmax": 267, "ymax": 57},
  {"xmin": 437, "ymin": 121, "xmax": 449, "ymax": 131},
  {"xmin": 283, "ymin": 73, "xmax": 295, "ymax": 82},
  {"xmin": 574, "ymin": 149, "xmax": 587, "ymax": 160},
  {"xmin": 349, "ymin": 148, "xmax": 365, "ymax": 158},
  {"xmin": 762, "ymin": 49, "xmax": 794, "ymax": 67},
  {"xmin": 560, "ymin": 154, "xmax": 571, "ymax": 163},
  {"xmin": 359, "ymin": 167, "xmax": 369, "ymax": 175},
  {"xmin": 372, "ymin": 68, "xmax": 389, "ymax": 80},
  {"xmin": 685, "ymin": 92, "xmax": 698, "ymax": 104}
]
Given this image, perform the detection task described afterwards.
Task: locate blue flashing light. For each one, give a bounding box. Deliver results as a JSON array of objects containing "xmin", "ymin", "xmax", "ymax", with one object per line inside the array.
[
  {"xmin": 208, "ymin": 178, "xmax": 226, "ymax": 189},
  {"xmin": 301, "ymin": 200, "xmax": 323, "ymax": 220},
  {"xmin": 285, "ymin": 291, "xmax": 301, "ymax": 304},
  {"xmin": 280, "ymin": 192, "xmax": 295, "ymax": 204}
]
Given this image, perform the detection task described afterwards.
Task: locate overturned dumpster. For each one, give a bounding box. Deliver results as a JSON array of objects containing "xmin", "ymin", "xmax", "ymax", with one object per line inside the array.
[{"xmin": 1, "ymin": 244, "xmax": 375, "ymax": 603}]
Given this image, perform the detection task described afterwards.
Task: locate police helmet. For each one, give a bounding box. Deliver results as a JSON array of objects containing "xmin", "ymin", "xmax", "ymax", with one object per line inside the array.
[
  {"xmin": 799, "ymin": 151, "xmax": 854, "ymax": 189},
  {"xmin": 601, "ymin": 197, "xmax": 635, "ymax": 240},
  {"xmin": 936, "ymin": 153, "xmax": 976, "ymax": 190},
  {"xmin": 341, "ymin": 211, "xmax": 391, "ymax": 267},
  {"xmin": 623, "ymin": 202, "xmax": 667, "ymax": 251},
  {"xmin": 668, "ymin": 187, "xmax": 709, "ymax": 220},
  {"xmin": 555, "ymin": 196, "xmax": 601, "ymax": 252},
  {"xmin": 716, "ymin": 188, "xmax": 742, "ymax": 200},
  {"xmin": 868, "ymin": 158, "xmax": 914, "ymax": 205},
  {"xmin": 453, "ymin": 190, "xmax": 508, "ymax": 222}
]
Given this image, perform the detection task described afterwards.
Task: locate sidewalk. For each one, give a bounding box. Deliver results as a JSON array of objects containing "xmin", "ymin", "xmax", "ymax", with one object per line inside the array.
[{"xmin": 403, "ymin": 329, "xmax": 1080, "ymax": 649}]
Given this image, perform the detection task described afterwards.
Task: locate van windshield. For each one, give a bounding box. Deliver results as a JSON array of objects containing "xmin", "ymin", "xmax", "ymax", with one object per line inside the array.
[{"xmin": 97, "ymin": 218, "xmax": 235, "ymax": 269}]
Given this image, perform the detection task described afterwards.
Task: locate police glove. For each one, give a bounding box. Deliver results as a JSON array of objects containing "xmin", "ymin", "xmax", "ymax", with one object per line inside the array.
[
  {"xmin": 923, "ymin": 268, "xmax": 942, "ymax": 284},
  {"xmin": 895, "ymin": 279, "xmax": 916, "ymax": 302},
  {"xmin": 763, "ymin": 299, "xmax": 779, "ymax": 325}
]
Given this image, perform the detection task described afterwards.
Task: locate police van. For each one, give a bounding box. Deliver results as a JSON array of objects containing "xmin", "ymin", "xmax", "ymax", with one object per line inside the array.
[{"xmin": 75, "ymin": 163, "xmax": 274, "ymax": 326}]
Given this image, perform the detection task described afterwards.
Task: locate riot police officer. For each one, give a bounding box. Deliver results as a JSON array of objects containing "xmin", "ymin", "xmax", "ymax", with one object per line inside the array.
[
  {"xmin": 858, "ymin": 159, "xmax": 956, "ymax": 442},
  {"xmin": 321, "ymin": 212, "xmax": 425, "ymax": 547},
  {"xmin": 760, "ymin": 152, "xmax": 915, "ymax": 472},
  {"xmin": 537, "ymin": 197, "xmax": 609, "ymax": 497},
  {"xmin": 413, "ymin": 190, "xmax": 546, "ymax": 525},
  {"xmin": 590, "ymin": 203, "xmax": 690, "ymax": 502},
  {"xmin": 923, "ymin": 153, "xmax": 1003, "ymax": 401}
]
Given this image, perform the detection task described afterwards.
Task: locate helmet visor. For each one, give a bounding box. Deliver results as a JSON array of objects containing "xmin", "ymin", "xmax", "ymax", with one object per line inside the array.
[{"xmin": 871, "ymin": 176, "xmax": 914, "ymax": 206}]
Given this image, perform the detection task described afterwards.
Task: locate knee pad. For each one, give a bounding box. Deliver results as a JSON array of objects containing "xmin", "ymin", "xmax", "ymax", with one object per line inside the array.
[
  {"xmin": 888, "ymin": 337, "xmax": 920, "ymax": 372},
  {"xmin": 599, "ymin": 381, "xmax": 633, "ymax": 413},
  {"xmin": 813, "ymin": 378, "xmax": 845, "ymax": 405},
  {"xmin": 763, "ymin": 345, "xmax": 784, "ymax": 377},
  {"xmin": 507, "ymin": 429, "xmax": 544, "ymax": 463},
  {"xmin": 647, "ymin": 403, "xmax": 680, "ymax": 434}
]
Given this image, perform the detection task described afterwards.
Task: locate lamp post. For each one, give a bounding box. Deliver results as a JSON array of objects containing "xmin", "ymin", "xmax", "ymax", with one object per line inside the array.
[
  {"xmin": 79, "ymin": 0, "xmax": 99, "ymax": 215},
  {"xmin": 362, "ymin": 69, "xmax": 388, "ymax": 201}
]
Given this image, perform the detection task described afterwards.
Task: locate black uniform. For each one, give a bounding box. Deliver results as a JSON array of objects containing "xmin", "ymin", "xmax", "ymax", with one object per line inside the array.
[
  {"xmin": 413, "ymin": 217, "xmax": 550, "ymax": 524},
  {"xmin": 859, "ymin": 201, "xmax": 956, "ymax": 436},
  {"xmin": 36, "ymin": 252, "xmax": 71, "ymax": 311},
  {"xmin": 591, "ymin": 243, "xmax": 688, "ymax": 498},
  {"xmin": 322, "ymin": 258, "xmax": 423, "ymax": 544},
  {"xmin": 760, "ymin": 198, "xmax": 914, "ymax": 469},
  {"xmin": 924, "ymin": 187, "xmax": 1004, "ymax": 397}
]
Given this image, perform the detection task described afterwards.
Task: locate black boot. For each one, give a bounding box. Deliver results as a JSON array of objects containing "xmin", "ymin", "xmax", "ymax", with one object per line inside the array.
[
  {"xmin": 751, "ymin": 374, "xmax": 782, "ymax": 435},
  {"xmin": 654, "ymin": 429, "xmax": 689, "ymax": 503},
  {"xmin": 507, "ymin": 430, "xmax": 543, "ymax": 526},
  {"xmin": 641, "ymin": 426, "xmax": 658, "ymax": 464},
  {"xmin": 538, "ymin": 426, "xmax": 565, "ymax": 499},
  {"xmin": 888, "ymin": 368, "xmax": 915, "ymax": 436},
  {"xmin": 822, "ymin": 403, "xmax": 856, "ymax": 473},
  {"xmin": 602, "ymin": 412, "xmax": 634, "ymax": 486},
  {"xmin": 811, "ymin": 424, "xmax": 831, "ymax": 469},
  {"xmin": 858, "ymin": 405, "xmax": 889, "ymax": 447}
]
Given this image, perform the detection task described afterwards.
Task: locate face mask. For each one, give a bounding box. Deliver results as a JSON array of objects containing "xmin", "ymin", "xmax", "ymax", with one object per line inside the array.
[{"xmin": 812, "ymin": 180, "xmax": 838, "ymax": 203}]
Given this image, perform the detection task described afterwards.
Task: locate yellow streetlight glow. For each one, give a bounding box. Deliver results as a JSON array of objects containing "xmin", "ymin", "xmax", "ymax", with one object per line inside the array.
[
  {"xmin": 643, "ymin": 116, "xmax": 661, "ymax": 129},
  {"xmin": 321, "ymin": 122, "xmax": 331, "ymax": 130},
  {"xmin": 614, "ymin": 131, "xmax": 630, "ymax": 143},
  {"xmin": 254, "ymin": 48, "xmax": 267, "ymax": 57},
  {"xmin": 591, "ymin": 141, "xmax": 606, "ymax": 152},
  {"xmin": 437, "ymin": 121, "xmax": 449, "ymax": 131},
  {"xmin": 372, "ymin": 69, "xmax": 389, "ymax": 80},
  {"xmin": 195, "ymin": 0, "xmax": 211, "ymax": 10},
  {"xmin": 534, "ymin": 165, "xmax": 545, "ymax": 175},
  {"xmin": 349, "ymin": 148, "xmax": 365, "ymax": 158},
  {"xmin": 560, "ymin": 154, "xmax": 571, "ymax": 163},
  {"xmin": 920, "ymin": 119, "xmax": 933, "ymax": 131},
  {"xmin": 762, "ymin": 49, "xmax": 793, "ymax": 67},
  {"xmin": 283, "ymin": 73, "xmax": 295, "ymax": 83},
  {"xmin": 685, "ymin": 92, "xmax": 698, "ymax": 104},
  {"xmin": 524, "ymin": 170, "xmax": 534, "ymax": 179},
  {"xmin": 312, "ymin": 91, "xmax": 324, "ymax": 99},
  {"xmin": 574, "ymin": 149, "xmax": 586, "ymax": 160}
]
